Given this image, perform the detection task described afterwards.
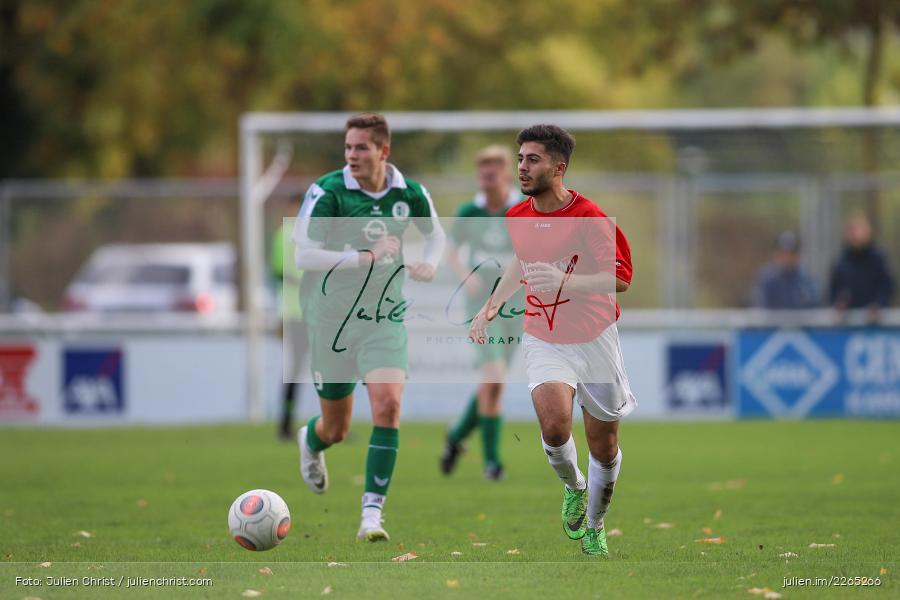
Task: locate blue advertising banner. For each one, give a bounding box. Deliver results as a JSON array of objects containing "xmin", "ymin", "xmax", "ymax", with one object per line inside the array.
[
  {"xmin": 666, "ymin": 344, "xmax": 729, "ymax": 413},
  {"xmin": 737, "ymin": 328, "xmax": 900, "ymax": 418},
  {"xmin": 63, "ymin": 348, "xmax": 125, "ymax": 416}
]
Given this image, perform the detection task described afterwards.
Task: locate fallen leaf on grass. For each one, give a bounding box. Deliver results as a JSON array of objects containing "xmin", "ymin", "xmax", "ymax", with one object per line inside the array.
[
  {"xmin": 241, "ymin": 591, "xmax": 263, "ymax": 598},
  {"xmin": 642, "ymin": 517, "xmax": 653, "ymax": 524},
  {"xmin": 467, "ymin": 532, "xmax": 478, "ymax": 540},
  {"xmin": 506, "ymin": 548, "xmax": 520, "ymax": 555},
  {"xmin": 326, "ymin": 562, "xmax": 347, "ymax": 568},
  {"xmin": 607, "ymin": 529, "xmax": 623, "ymax": 537},
  {"xmin": 702, "ymin": 527, "xmax": 713, "ymax": 535},
  {"xmin": 136, "ymin": 498, "xmax": 148, "ymax": 508},
  {"xmin": 695, "ymin": 537, "xmax": 726, "ymax": 544},
  {"xmin": 321, "ymin": 586, "xmax": 333, "ymax": 595},
  {"xmin": 198, "ymin": 567, "xmax": 208, "ymax": 576},
  {"xmin": 22, "ymin": 597, "xmax": 42, "ymax": 600},
  {"xmin": 713, "ymin": 509, "xmax": 722, "ymax": 521},
  {"xmin": 831, "ymin": 473, "xmax": 844, "ymax": 485},
  {"xmin": 832, "ymin": 533, "xmax": 841, "ymax": 539},
  {"xmin": 392, "ymin": 552, "xmax": 417, "ymax": 562},
  {"xmin": 748, "ymin": 590, "xmax": 783, "ymax": 600},
  {"xmin": 397, "ymin": 543, "xmax": 404, "ymax": 550},
  {"xmin": 75, "ymin": 530, "xmax": 93, "ymax": 538},
  {"xmin": 654, "ymin": 522, "xmax": 674, "ymax": 529},
  {"xmin": 446, "ymin": 580, "xmax": 460, "ymax": 589},
  {"xmin": 880, "ymin": 567, "xmax": 887, "ymax": 575},
  {"xmin": 477, "ymin": 513, "xmax": 486, "ymax": 521},
  {"xmin": 450, "ymin": 552, "xmax": 463, "ymax": 557},
  {"xmin": 70, "ymin": 542, "xmax": 81, "ymax": 548},
  {"xmin": 808, "ymin": 543, "xmax": 836, "ymax": 548},
  {"xmin": 472, "ymin": 542, "xmax": 487, "ymax": 547},
  {"xmin": 708, "ymin": 480, "xmax": 746, "ymax": 491},
  {"xmin": 778, "ymin": 552, "xmax": 798, "ymax": 558},
  {"xmin": 38, "ymin": 562, "xmax": 51, "ymax": 568},
  {"xmin": 258, "ymin": 567, "xmax": 273, "ymax": 576}
]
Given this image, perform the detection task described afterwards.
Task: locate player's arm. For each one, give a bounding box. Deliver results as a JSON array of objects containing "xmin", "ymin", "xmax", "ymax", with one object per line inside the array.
[
  {"xmin": 407, "ymin": 185, "xmax": 446, "ymax": 282},
  {"xmin": 468, "ymin": 257, "xmax": 523, "ymax": 343},
  {"xmin": 527, "ymin": 217, "xmax": 632, "ymax": 293},
  {"xmin": 293, "ymin": 184, "xmax": 399, "ymax": 271}
]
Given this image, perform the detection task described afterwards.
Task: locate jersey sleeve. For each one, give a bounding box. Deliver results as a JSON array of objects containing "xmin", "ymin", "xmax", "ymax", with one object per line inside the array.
[
  {"xmin": 410, "ymin": 183, "xmax": 438, "ymax": 236},
  {"xmin": 295, "ymin": 182, "xmax": 337, "ymax": 246},
  {"xmin": 583, "ymin": 214, "xmax": 632, "ymax": 284},
  {"xmin": 614, "ymin": 224, "xmax": 633, "ymax": 284}
]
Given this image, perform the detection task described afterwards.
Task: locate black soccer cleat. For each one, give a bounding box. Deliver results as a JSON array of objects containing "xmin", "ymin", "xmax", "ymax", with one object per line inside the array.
[
  {"xmin": 439, "ymin": 435, "xmax": 465, "ymax": 475},
  {"xmin": 483, "ymin": 462, "xmax": 505, "ymax": 482}
]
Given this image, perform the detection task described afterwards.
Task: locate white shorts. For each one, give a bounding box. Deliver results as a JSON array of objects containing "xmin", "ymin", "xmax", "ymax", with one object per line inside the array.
[{"xmin": 524, "ymin": 323, "xmax": 637, "ymax": 422}]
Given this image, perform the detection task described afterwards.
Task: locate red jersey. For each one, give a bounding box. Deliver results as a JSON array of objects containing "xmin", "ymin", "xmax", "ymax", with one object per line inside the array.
[{"xmin": 505, "ymin": 190, "xmax": 633, "ymax": 343}]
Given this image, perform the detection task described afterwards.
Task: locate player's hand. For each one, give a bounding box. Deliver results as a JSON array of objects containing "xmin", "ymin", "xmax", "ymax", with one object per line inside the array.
[
  {"xmin": 467, "ymin": 302, "xmax": 499, "ymax": 345},
  {"xmin": 367, "ymin": 235, "xmax": 401, "ymax": 263},
  {"xmin": 407, "ymin": 262, "xmax": 435, "ymax": 282},
  {"xmin": 525, "ymin": 262, "xmax": 564, "ymax": 290}
]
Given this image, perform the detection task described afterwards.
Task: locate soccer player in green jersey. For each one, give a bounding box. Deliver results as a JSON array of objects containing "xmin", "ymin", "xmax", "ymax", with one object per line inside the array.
[
  {"xmin": 292, "ymin": 113, "xmax": 445, "ymax": 541},
  {"xmin": 440, "ymin": 145, "xmax": 523, "ymax": 481}
]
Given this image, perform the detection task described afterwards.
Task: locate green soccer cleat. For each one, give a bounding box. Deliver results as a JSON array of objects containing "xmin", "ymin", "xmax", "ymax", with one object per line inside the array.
[
  {"xmin": 581, "ymin": 527, "xmax": 609, "ymax": 556},
  {"xmin": 562, "ymin": 486, "xmax": 588, "ymax": 540}
]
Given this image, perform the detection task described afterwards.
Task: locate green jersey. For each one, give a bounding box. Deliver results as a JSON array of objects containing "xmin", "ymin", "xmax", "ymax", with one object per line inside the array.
[
  {"xmin": 451, "ymin": 189, "xmax": 522, "ymax": 279},
  {"xmin": 294, "ymin": 165, "xmax": 438, "ymax": 325}
]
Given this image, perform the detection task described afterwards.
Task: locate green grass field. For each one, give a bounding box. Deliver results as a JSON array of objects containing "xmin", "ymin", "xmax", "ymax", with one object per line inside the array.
[{"xmin": 2, "ymin": 421, "xmax": 897, "ymax": 599}]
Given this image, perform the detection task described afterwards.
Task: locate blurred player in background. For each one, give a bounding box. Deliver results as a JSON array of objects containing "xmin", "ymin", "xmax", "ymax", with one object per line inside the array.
[
  {"xmin": 270, "ymin": 205, "xmax": 309, "ymax": 441},
  {"xmin": 293, "ymin": 113, "xmax": 445, "ymax": 541},
  {"xmin": 441, "ymin": 145, "xmax": 523, "ymax": 481},
  {"xmin": 470, "ymin": 125, "xmax": 635, "ymax": 556}
]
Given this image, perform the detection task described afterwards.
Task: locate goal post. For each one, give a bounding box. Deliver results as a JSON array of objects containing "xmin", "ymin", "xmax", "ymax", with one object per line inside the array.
[{"xmin": 239, "ymin": 108, "xmax": 900, "ymax": 420}]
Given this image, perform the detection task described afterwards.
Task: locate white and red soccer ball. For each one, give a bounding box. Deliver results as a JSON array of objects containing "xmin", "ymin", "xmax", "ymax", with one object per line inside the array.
[{"xmin": 228, "ymin": 489, "xmax": 291, "ymax": 551}]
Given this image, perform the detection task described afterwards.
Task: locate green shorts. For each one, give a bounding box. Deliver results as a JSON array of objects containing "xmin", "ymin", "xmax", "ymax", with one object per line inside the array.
[{"xmin": 308, "ymin": 323, "xmax": 408, "ymax": 400}]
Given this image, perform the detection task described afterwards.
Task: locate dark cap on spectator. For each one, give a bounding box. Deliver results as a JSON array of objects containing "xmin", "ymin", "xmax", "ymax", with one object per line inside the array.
[{"xmin": 775, "ymin": 231, "xmax": 800, "ymax": 252}]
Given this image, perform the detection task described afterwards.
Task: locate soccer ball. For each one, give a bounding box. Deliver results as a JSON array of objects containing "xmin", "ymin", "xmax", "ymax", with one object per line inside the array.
[{"xmin": 228, "ymin": 489, "xmax": 291, "ymax": 551}]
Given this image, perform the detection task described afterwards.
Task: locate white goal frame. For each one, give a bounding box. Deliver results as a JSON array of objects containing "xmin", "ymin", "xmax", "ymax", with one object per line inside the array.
[{"xmin": 240, "ymin": 107, "xmax": 900, "ymax": 420}]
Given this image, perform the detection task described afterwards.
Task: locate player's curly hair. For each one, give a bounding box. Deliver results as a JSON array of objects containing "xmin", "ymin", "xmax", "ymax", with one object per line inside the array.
[
  {"xmin": 516, "ymin": 124, "xmax": 576, "ymax": 164},
  {"xmin": 346, "ymin": 113, "xmax": 390, "ymax": 147}
]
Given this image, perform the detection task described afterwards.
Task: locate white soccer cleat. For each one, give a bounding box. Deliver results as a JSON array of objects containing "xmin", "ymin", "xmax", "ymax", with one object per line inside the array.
[
  {"xmin": 356, "ymin": 508, "xmax": 390, "ymax": 542},
  {"xmin": 298, "ymin": 425, "xmax": 329, "ymax": 494}
]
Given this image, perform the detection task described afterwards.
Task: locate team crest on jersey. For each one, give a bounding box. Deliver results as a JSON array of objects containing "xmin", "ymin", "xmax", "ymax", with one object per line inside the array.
[
  {"xmin": 392, "ymin": 201, "xmax": 410, "ymax": 221},
  {"xmin": 363, "ymin": 219, "xmax": 388, "ymax": 242}
]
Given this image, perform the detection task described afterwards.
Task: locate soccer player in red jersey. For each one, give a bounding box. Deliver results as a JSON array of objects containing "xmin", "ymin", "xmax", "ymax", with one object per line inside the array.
[{"xmin": 469, "ymin": 124, "xmax": 636, "ymax": 556}]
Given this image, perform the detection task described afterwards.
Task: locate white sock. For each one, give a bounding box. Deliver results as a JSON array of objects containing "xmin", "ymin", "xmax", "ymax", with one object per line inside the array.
[
  {"xmin": 362, "ymin": 492, "xmax": 385, "ymax": 512},
  {"xmin": 588, "ymin": 447, "xmax": 622, "ymax": 530},
  {"xmin": 542, "ymin": 435, "xmax": 586, "ymax": 490}
]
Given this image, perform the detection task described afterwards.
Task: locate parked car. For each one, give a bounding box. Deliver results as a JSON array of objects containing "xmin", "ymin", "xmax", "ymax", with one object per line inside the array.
[{"xmin": 63, "ymin": 243, "xmax": 238, "ymax": 314}]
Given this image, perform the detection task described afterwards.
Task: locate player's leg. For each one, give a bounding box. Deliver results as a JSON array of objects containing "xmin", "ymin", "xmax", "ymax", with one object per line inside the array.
[
  {"xmin": 581, "ymin": 409, "xmax": 620, "ymax": 556},
  {"xmin": 358, "ymin": 368, "xmax": 405, "ymax": 541},
  {"xmin": 280, "ymin": 320, "xmax": 309, "ymax": 440},
  {"xmin": 440, "ymin": 392, "xmax": 478, "ymax": 475},
  {"xmin": 532, "ymin": 381, "xmax": 588, "ymax": 540},
  {"xmin": 477, "ymin": 359, "xmax": 505, "ymax": 480},
  {"xmin": 575, "ymin": 324, "xmax": 635, "ymax": 555},
  {"xmin": 298, "ymin": 389, "xmax": 353, "ymax": 494}
]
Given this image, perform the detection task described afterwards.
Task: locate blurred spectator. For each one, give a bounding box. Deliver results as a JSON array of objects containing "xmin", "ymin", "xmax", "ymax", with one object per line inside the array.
[
  {"xmin": 829, "ymin": 215, "xmax": 895, "ymax": 321},
  {"xmin": 751, "ymin": 231, "xmax": 819, "ymax": 309}
]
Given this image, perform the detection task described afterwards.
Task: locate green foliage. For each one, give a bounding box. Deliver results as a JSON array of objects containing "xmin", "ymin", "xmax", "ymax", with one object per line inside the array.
[{"xmin": 3, "ymin": 0, "xmax": 900, "ymax": 177}]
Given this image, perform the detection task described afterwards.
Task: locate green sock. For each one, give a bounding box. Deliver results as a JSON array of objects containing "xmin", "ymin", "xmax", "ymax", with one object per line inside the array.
[
  {"xmin": 449, "ymin": 395, "xmax": 479, "ymax": 444},
  {"xmin": 365, "ymin": 426, "xmax": 399, "ymax": 495},
  {"xmin": 479, "ymin": 414, "xmax": 502, "ymax": 467},
  {"xmin": 306, "ymin": 416, "xmax": 331, "ymax": 452}
]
